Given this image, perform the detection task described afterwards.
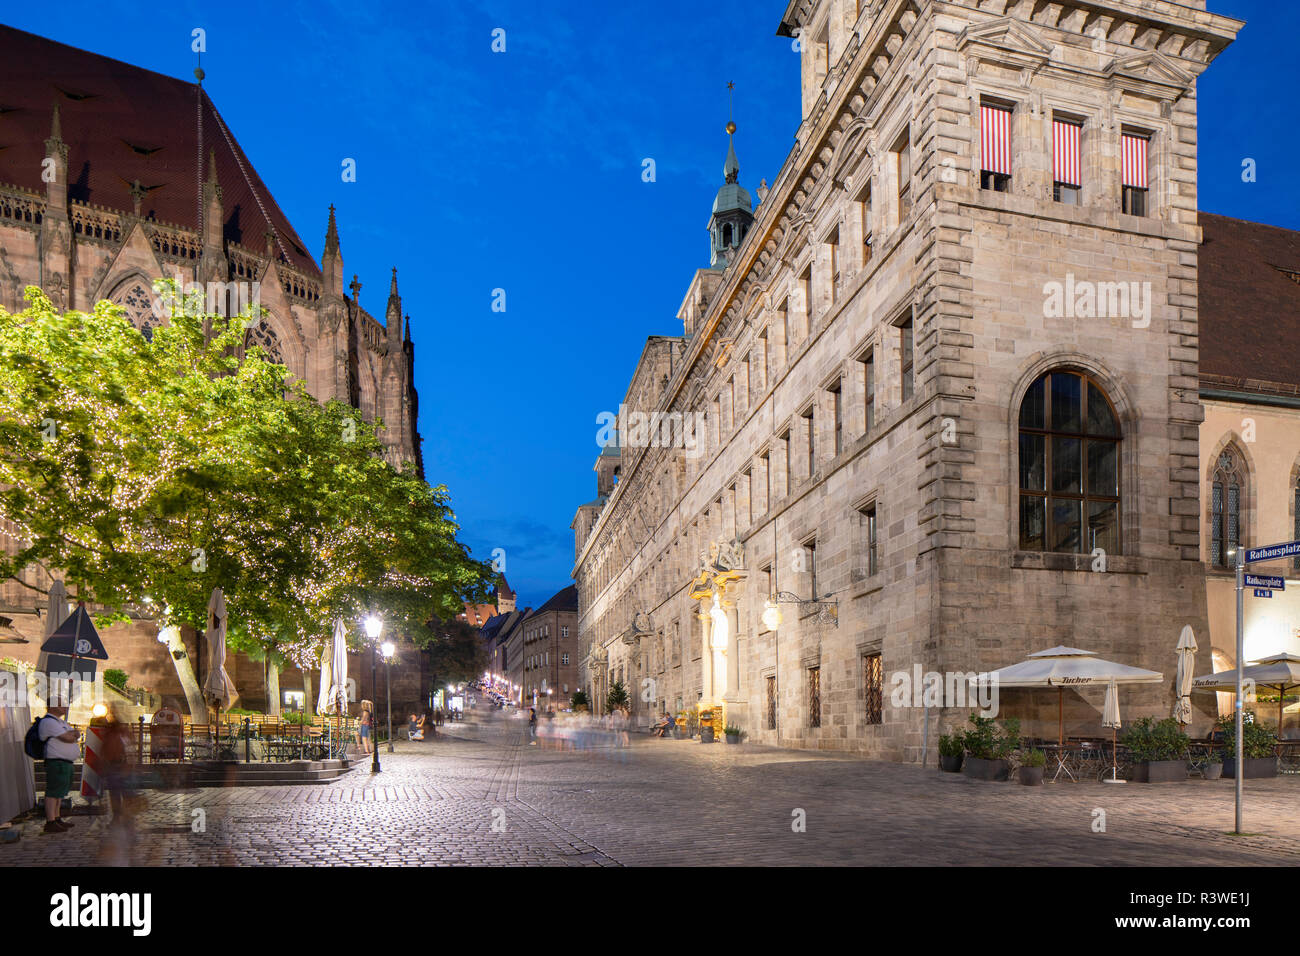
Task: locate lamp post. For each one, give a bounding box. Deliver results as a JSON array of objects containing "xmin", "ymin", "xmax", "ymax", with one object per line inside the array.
[
  {"xmin": 365, "ymin": 615, "xmax": 383, "ymax": 774},
  {"xmin": 382, "ymin": 641, "xmax": 395, "ymax": 753}
]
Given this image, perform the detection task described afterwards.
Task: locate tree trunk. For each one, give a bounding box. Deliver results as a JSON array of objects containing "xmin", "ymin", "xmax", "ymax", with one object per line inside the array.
[
  {"xmin": 303, "ymin": 669, "xmax": 314, "ymax": 719},
  {"xmin": 160, "ymin": 625, "xmax": 208, "ymax": 720},
  {"xmin": 267, "ymin": 662, "xmax": 281, "ymax": 716}
]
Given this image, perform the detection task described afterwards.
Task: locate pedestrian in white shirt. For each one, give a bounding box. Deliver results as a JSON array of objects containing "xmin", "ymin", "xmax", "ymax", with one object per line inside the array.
[{"xmin": 38, "ymin": 705, "xmax": 80, "ymax": 834}]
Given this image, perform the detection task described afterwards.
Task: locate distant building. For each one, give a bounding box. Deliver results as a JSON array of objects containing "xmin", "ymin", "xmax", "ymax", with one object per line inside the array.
[{"xmin": 520, "ymin": 585, "xmax": 580, "ymax": 709}]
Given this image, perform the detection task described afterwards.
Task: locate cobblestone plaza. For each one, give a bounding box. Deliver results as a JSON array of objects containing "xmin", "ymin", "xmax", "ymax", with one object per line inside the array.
[{"xmin": 5, "ymin": 709, "xmax": 1297, "ymax": 867}]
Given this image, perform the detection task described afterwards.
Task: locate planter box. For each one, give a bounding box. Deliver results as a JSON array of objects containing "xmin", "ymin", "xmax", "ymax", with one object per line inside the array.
[
  {"xmin": 724, "ymin": 734, "xmax": 740, "ymax": 745},
  {"xmin": 700, "ymin": 727, "xmax": 715, "ymax": 743},
  {"xmin": 1132, "ymin": 760, "xmax": 1188, "ymax": 783},
  {"xmin": 939, "ymin": 754, "xmax": 963, "ymax": 773},
  {"xmin": 1224, "ymin": 756, "xmax": 1278, "ymax": 779},
  {"xmin": 1202, "ymin": 762, "xmax": 1224, "ymax": 780},
  {"xmin": 962, "ymin": 757, "xmax": 1009, "ymax": 781},
  {"xmin": 1018, "ymin": 765, "xmax": 1044, "ymax": 786}
]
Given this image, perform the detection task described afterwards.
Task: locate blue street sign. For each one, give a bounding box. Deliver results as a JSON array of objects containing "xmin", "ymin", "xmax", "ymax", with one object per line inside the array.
[
  {"xmin": 1245, "ymin": 574, "xmax": 1286, "ymax": 591},
  {"xmin": 1254, "ymin": 589, "xmax": 1273, "ymax": 598},
  {"xmin": 1245, "ymin": 541, "xmax": 1300, "ymax": 564}
]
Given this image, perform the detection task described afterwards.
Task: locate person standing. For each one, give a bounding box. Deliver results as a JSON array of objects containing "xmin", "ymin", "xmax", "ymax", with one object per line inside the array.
[
  {"xmin": 38, "ymin": 705, "xmax": 79, "ymax": 834},
  {"xmin": 358, "ymin": 700, "xmax": 374, "ymax": 755},
  {"xmin": 528, "ymin": 707, "xmax": 538, "ymax": 745}
]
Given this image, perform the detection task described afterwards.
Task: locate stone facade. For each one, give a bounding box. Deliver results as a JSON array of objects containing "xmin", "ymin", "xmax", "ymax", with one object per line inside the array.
[
  {"xmin": 0, "ymin": 27, "xmax": 424, "ymax": 713},
  {"xmin": 573, "ymin": 0, "xmax": 1243, "ymax": 760},
  {"xmin": 519, "ymin": 585, "xmax": 580, "ymax": 708}
]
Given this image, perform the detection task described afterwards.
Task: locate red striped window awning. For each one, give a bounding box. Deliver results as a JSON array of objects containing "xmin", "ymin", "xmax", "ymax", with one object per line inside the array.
[
  {"xmin": 1053, "ymin": 118, "xmax": 1082, "ymax": 187},
  {"xmin": 1121, "ymin": 132, "xmax": 1149, "ymax": 189},
  {"xmin": 981, "ymin": 103, "xmax": 1013, "ymax": 176}
]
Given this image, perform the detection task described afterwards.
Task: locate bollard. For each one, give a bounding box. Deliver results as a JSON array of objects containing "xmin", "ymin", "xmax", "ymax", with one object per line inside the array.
[
  {"xmin": 138, "ymin": 715, "xmax": 145, "ymax": 764},
  {"xmin": 244, "ymin": 717, "xmax": 251, "ymax": 763}
]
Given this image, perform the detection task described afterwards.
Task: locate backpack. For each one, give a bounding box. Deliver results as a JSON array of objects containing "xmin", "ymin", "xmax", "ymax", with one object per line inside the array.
[{"xmin": 23, "ymin": 717, "xmax": 47, "ymax": 760}]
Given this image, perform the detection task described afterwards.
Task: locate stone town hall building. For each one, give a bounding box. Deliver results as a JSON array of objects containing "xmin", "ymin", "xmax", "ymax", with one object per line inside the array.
[
  {"xmin": 0, "ymin": 25, "xmax": 423, "ymax": 710},
  {"xmin": 573, "ymin": 0, "xmax": 1248, "ymax": 760}
]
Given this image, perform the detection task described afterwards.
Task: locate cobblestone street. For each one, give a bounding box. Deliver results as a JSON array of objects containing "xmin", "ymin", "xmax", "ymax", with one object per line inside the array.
[{"xmin": 5, "ymin": 708, "xmax": 1299, "ymax": 866}]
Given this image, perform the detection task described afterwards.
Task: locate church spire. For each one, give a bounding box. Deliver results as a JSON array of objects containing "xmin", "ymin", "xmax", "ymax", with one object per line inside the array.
[
  {"xmin": 386, "ymin": 267, "xmax": 402, "ymax": 349},
  {"xmin": 324, "ymin": 203, "xmax": 340, "ymax": 257},
  {"xmin": 321, "ymin": 204, "xmax": 344, "ymax": 297},
  {"xmin": 708, "ymin": 82, "xmax": 754, "ymax": 270}
]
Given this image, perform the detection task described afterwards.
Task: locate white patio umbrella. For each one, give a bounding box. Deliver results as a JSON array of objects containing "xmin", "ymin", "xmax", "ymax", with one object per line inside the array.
[
  {"xmin": 973, "ymin": 646, "xmax": 1164, "ymax": 747},
  {"xmin": 1101, "ymin": 680, "xmax": 1123, "ymax": 783},
  {"xmin": 1174, "ymin": 625, "xmax": 1198, "ymax": 726},
  {"xmin": 1193, "ymin": 653, "xmax": 1300, "ymax": 732},
  {"xmin": 326, "ymin": 619, "xmax": 349, "ymax": 750},
  {"xmin": 316, "ymin": 637, "xmax": 334, "ymax": 716},
  {"xmin": 203, "ymin": 587, "xmax": 237, "ymax": 710}
]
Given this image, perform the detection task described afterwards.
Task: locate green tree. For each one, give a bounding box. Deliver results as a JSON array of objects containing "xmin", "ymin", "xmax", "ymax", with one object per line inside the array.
[
  {"xmin": 425, "ymin": 617, "xmax": 488, "ymax": 697},
  {"xmin": 570, "ymin": 689, "xmax": 589, "ymax": 710},
  {"xmin": 606, "ymin": 680, "xmax": 629, "ymax": 712},
  {"xmin": 0, "ymin": 285, "xmax": 492, "ymax": 714}
]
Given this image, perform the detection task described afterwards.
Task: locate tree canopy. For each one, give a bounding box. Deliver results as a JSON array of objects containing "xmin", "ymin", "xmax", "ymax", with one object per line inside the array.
[{"xmin": 0, "ymin": 284, "xmax": 492, "ymax": 668}]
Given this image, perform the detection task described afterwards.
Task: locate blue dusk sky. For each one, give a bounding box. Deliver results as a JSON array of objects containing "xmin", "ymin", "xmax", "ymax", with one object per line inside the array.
[{"xmin": 6, "ymin": 1, "xmax": 1296, "ymax": 609}]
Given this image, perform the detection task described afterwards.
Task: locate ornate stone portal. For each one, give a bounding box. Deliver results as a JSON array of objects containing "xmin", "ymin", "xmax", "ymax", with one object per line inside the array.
[{"xmin": 688, "ymin": 539, "xmax": 747, "ymax": 716}]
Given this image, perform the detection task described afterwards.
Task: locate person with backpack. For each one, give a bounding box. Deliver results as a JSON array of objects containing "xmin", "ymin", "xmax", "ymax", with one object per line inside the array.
[{"xmin": 26, "ymin": 705, "xmax": 80, "ymax": 834}]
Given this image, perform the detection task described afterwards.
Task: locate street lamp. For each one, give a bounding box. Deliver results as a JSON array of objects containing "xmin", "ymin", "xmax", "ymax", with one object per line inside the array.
[
  {"xmin": 365, "ymin": 614, "xmax": 383, "ymax": 773},
  {"xmin": 381, "ymin": 640, "xmax": 395, "ymax": 753}
]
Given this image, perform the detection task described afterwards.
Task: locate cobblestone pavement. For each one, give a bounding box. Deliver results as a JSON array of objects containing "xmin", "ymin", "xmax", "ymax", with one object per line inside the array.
[{"xmin": 3, "ymin": 709, "xmax": 1298, "ymax": 866}]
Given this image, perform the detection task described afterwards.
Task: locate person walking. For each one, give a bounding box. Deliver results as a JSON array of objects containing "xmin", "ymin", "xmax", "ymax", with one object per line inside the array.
[
  {"xmin": 37, "ymin": 705, "xmax": 79, "ymax": 834},
  {"xmin": 528, "ymin": 706, "xmax": 538, "ymax": 745}
]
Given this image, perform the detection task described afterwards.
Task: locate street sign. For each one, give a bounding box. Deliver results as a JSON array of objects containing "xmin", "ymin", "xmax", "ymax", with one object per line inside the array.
[
  {"xmin": 1245, "ymin": 574, "xmax": 1286, "ymax": 591},
  {"xmin": 1253, "ymin": 589, "xmax": 1274, "ymax": 598},
  {"xmin": 1245, "ymin": 541, "xmax": 1300, "ymax": 564},
  {"xmin": 39, "ymin": 605, "xmax": 108, "ymax": 660}
]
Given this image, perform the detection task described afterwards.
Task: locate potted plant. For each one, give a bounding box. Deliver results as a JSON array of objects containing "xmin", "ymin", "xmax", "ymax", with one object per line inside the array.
[
  {"xmin": 1219, "ymin": 713, "xmax": 1279, "ymax": 779},
  {"xmin": 1122, "ymin": 717, "xmax": 1190, "ymax": 782},
  {"xmin": 938, "ymin": 731, "xmax": 964, "ymax": 773},
  {"xmin": 961, "ymin": 714, "xmax": 1020, "ymax": 781},
  {"xmin": 699, "ymin": 708, "xmax": 716, "ymax": 743},
  {"xmin": 1018, "ymin": 748, "xmax": 1046, "ymax": 786},
  {"xmin": 1202, "ymin": 748, "xmax": 1224, "ymax": 780},
  {"xmin": 679, "ymin": 708, "xmax": 699, "ymax": 740},
  {"xmin": 723, "ymin": 724, "xmax": 744, "ymax": 745}
]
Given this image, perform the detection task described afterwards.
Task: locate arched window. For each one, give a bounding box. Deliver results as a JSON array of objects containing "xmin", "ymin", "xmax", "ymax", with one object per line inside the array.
[
  {"xmin": 1211, "ymin": 447, "xmax": 1244, "ymax": 568},
  {"xmin": 1018, "ymin": 369, "xmax": 1120, "ymax": 554},
  {"xmin": 722, "ymin": 223, "xmax": 733, "ymax": 246},
  {"xmin": 110, "ymin": 279, "xmax": 158, "ymax": 341}
]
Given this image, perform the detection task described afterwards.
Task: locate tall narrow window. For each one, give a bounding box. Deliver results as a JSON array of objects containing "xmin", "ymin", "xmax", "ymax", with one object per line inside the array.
[
  {"xmin": 766, "ymin": 676, "xmax": 777, "ymax": 730},
  {"xmin": 1121, "ymin": 130, "xmax": 1149, "ymax": 216},
  {"xmin": 861, "ymin": 503, "xmax": 878, "ymax": 576},
  {"xmin": 777, "ymin": 431, "xmax": 790, "ymax": 498},
  {"xmin": 760, "ymin": 451, "xmax": 770, "ymax": 515},
  {"xmin": 777, "ymin": 299, "xmax": 789, "ymax": 368},
  {"xmin": 1018, "ymin": 370, "xmax": 1121, "ymax": 554},
  {"xmin": 798, "ymin": 267, "xmax": 812, "ymax": 339},
  {"xmin": 804, "ymin": 537, "xmax": 818, "ymax": 601},
  {"xmin": 757, "ymin": 329, "xmax": 768, "ymax": 392},
  {"xmin": 1053, "ymin": 115, "xmax": 1082, "ymax": 204},
  {"xmin": 860, "ymin": 184, "xmax": 874, "ymax": 267},
  {"xmin": 802, "ymin": 405, "xmax": 816, "ymax": 479},
  {"xmin": 826, "ymin": 226, "xmax": 840, "ymax": 308},
  {"xmin": 860, "ymin": 346, "xmax": 876, "ymax": 432},
  {"xmin": 830, "ymin": 379, "xmax": 843, "ymax": 457},
  {"xmin": 899, "ymin": 316, "xmax": 914, "ymax": 402},
  {"xmin": 863, "ymin": 653, "xmax": 883, "ymax": 725},
  {"xmin": 808, "ymin": 666, "xmax": 821, "ymax": 729},
  {"xmin": 1211, "ymin": 449, "xmax": 1244, "ymax": 568},
  {"xmin": 980, "ymin": 102, "xmax": 1012, "ymax": 192},
  {"xmin": 894, "ymin": 129, "xmax": 912, "ymax": 219}
]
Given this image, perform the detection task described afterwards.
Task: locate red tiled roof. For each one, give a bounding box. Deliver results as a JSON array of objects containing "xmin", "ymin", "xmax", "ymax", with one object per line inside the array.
[
  {"xmin": 0, "ymin": 23, "xmax": 320, "ymax": 274},
  {"xmin": 1199, "ymin": 212, "xmax": 1300, "ymax": 394}
]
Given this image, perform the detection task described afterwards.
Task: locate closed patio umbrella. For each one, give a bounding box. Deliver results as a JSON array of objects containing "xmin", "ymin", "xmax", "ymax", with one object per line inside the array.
[
  {"xmin": 1193, "ymin": 653, "xmax": 1300, "ymax": 732},
  {"xmin": 1102, "ymin": 680, "xmax": 1123, "ymax": 783},
  {"xmin": 973, "ymin": 646, "xmax": 1164, "ymax": 748},
  {"xmin": 203, "ymin": 589, "xmax": 237, "ymax": 753},
  {"xmin": 1174, "ymin": 625, "xmax": 1197, "ymax": 726},
  {"xmin": 316, "ymin": 637, "xmax": 334, "ymax": 716},
  {"xmin": 326, "ymin": 619, "xmax": 349, "ymax": 752}
]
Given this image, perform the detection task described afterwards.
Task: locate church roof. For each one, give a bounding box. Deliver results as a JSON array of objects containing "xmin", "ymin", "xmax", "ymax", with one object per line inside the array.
[
  {"xmin": 0, "ymin": 24, "xmax": 320, "ymax": 274},
  {"xmin": 525, "ymin": 585, "xmax": 578, "ymax": 618},
  {"xmin": 1198, "ymin": 211, "xmax": 1300, "ymax": 397}
]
